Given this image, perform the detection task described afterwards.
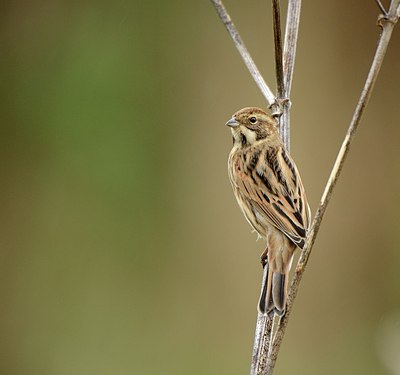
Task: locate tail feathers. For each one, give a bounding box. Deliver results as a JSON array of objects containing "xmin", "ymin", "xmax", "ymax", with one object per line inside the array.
[
  {"xmin": 272, "ymin": 272, "xmax": 286, "ymax": 314},
  {"xmin": 258, "ymin": 262, "xmax": 288, "ymax": 316},
  {"xmin": 258, "ymin": 264, "xmax": 271, "ymax": 314}
]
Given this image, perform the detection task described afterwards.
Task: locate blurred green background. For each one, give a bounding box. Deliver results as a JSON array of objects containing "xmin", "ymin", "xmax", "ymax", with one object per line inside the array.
[{"xmin": 1, "ymin": 1, "xmax": 400, "ymax": 374}]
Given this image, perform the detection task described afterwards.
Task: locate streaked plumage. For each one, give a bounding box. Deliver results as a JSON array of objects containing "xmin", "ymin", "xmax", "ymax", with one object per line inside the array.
[{"xmin": 226, "ymin": 107, "xmax": 310, "ymax": 315}]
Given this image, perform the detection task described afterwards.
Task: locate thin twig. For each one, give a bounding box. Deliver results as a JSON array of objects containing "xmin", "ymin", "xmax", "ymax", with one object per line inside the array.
[
  {"xmin": 265, "ymin": 3, "xmax": 400, "ymax": 374},
  {"xmin": 210, "ymin": 0, "xmax": 276, "ymax": 106},
  {"xmin": 272, "ymin": 0, "xmax": 284, "ymax": 98},
  {"xmin": 375, "ymin": 0, "xmax": 387, "ymax": 14},
  {"xmin": 279, "ymin": 0, "xmax": 302, "ymax": 151},
  {"xmin": 282, "ymin": 0, "xmax": 302, "ymax": 101}
]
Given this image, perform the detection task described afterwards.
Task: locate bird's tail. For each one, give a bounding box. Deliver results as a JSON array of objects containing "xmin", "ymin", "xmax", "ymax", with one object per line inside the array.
[{"xmin": 258, "ymin": 261, "xmax": 289, "ymax": 316}]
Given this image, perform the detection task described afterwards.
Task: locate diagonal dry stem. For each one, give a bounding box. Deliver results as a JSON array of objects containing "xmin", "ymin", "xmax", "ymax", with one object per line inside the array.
[
  {"xmin": 265, "ymin": 2, "xmax": 400, "ymax": 373},
  {"xmin": 210, "ymin": 0, "xmax": 276, "ymax": 106},
  {"xmin": 375, "ymin": 0, "xmax": 387, "ymax": 14}
]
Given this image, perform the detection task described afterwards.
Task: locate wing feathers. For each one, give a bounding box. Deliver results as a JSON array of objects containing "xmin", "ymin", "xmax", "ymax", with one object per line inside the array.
[{"xmin": 231, "ymin": 144, "xmax": 310, "ymax": 249}]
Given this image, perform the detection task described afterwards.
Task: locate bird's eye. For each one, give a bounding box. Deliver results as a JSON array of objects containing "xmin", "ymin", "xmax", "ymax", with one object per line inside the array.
[{"xmin": 249, "ymin": 116, "xmax": 257, "ymax": 124}]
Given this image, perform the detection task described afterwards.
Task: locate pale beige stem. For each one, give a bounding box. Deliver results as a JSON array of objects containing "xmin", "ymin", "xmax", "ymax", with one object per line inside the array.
[{"xmin": 252, "ymin": 1, "xmax": 302, "ymax": 373}]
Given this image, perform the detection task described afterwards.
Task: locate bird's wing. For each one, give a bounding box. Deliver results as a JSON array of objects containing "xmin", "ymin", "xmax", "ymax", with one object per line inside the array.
[{"xmin": 235, "ymin": 146, "xmax": 310, "ymax": 248}]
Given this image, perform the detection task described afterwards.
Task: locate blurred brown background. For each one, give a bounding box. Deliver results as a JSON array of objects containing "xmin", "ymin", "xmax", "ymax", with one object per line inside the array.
[{"xmin": 1, "ymin": 0, "xmax": 400, "ymax": 374}]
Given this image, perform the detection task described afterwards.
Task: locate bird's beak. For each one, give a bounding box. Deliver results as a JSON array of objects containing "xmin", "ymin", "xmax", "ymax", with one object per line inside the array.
[{"xmin": 226, "ymin": 117, "xmax": 240, "ymax": 128}]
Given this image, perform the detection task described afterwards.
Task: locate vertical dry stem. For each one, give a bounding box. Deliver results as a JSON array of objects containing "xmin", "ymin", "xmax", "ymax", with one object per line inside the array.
[
  {"xmin": 279, "ymin": 0, "xmax": 301, "ymax": 151},
  {"xmin": 252, "ymin": 2, "xmax": 301, "ymax": 373},
  {"xmin": 249, "ymin": 3, "xmax": 285, "ymax": 371},
  {"xmin": 272, "ymin": 0, "xmax": 284, "ymax": 98}
]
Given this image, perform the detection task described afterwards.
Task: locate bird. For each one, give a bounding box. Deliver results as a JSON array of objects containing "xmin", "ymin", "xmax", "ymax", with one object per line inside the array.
[{"xmin": 226, "ymin": 107, "xmax": 310, "ymax": 315}]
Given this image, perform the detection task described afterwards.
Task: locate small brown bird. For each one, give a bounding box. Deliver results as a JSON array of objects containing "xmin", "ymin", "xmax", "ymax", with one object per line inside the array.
[{"xmin": 226, "ymin": 107, "xmax": 310, "ymax": 315}]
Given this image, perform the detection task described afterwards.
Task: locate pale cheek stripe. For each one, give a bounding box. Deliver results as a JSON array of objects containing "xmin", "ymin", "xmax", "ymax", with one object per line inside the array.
[{"xmin": 240, "ymin": 127, "xmax": 257, "ymax": 144}]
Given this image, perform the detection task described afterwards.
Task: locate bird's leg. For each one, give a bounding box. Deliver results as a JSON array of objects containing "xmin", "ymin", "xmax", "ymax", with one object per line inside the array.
[{"xmin": 260, "ymin": 246, "xmax": 269, "ymax": 268}]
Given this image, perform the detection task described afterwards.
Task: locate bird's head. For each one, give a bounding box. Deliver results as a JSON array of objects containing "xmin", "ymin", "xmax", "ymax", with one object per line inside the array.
[{"xmin": 226, "ymin": 107, "xmax": 279, "ymax": 147}]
